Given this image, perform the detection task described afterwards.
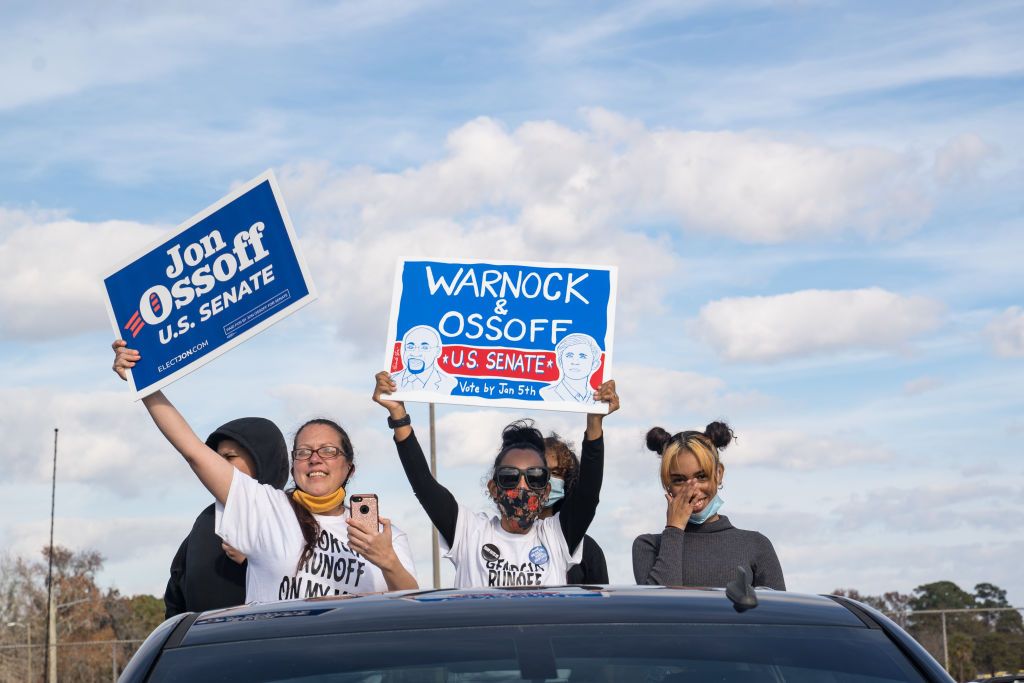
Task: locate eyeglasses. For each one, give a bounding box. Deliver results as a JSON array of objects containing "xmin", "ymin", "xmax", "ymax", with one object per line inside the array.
[
  {"xmin": 292, "ymin": 446, "xmax": 346, "ymax": 461},
  {"xmin": 494, "ymin": 466, "xmax": 550, "ymax": 490}
]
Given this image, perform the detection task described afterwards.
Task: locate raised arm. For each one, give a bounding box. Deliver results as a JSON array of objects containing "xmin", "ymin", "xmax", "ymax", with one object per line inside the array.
[
  {"xmin": 559, "ymin": 380, "xmax": 618, "ymax": 554},
  {"xmin": 113, "ymin": 340, "xmax": 234, "ymax": 504},
  {"xmin": 373, "ymin": 371, "xmax": 459, "ymax": 546}
]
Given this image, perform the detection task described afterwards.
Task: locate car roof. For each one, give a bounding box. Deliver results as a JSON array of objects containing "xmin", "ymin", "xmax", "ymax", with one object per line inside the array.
[{"xmin": 178, "ymin": 585, "xmax": 868, "ymax": 647}]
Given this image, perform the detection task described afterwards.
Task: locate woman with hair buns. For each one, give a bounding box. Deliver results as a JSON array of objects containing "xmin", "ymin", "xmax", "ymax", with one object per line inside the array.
[{"xmin": 632, "ymin": 422, "xmax": 785, "ymax": 590}]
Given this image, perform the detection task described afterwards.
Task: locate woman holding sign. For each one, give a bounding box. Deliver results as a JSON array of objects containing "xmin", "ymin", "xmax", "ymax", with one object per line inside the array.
[
  {"xmin": 373, "ymin": 370, "xmax": 617, "ymax": 588},
  {"xmin": 113, "ymin": 341, "xmax": 418, "ymax": 602},
  {"xmin": 632, "ymin": 423, "xmax": 785, "ymax": 590}
]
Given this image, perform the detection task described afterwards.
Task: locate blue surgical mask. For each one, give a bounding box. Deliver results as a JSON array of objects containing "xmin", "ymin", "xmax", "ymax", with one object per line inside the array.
[
  {"xmin": 544, "ymin": 477, "xmax": 565, "ymax": 508},
  {"xmin": 689, "ymin": 494, "xmax": 723, "ymax": 524}
]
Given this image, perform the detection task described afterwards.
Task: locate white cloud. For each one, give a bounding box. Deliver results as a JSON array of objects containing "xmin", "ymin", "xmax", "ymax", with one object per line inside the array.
[
  {"xmin": 727, "ymin": 428, "xmax": 896, "ymax": 471},
  {"xmin": 1, "ymin": 110, "xmax": 947, "ymax": 344},
  {"xmin": 0, "ymin": 208, "xmax": 161, "ymax": 339},
  {"xmin": 903, "ymin": 376, "xmax": 942, "ymax": 395},
  {"xmin": 986, "ymin": 306, "xmax": 1024, "ymax": 358},
  {"xmin": 694, "ymin": 287, "xmax": 945, "ymax": 362},
  {"xmin": 933, "ymin": 133, "xmax": 997, "ymax": 183},
  {"xmin": 0, "ymin": 1, "xmax": 433, "ymax": 111},
  {"xmin": 6, "ymin": 516, "xmax": 189, "ymax": 566},
  {"xmin": 612, "ymin": 363, "xmax": 769, "ymax": 423},
  {"xmin": 285, "ymin": 112, "xmax": 933, "ymax": 244},
  {"xmin": 0, "ymin": 388, "xmax": 188, "ymax": 494},
  {"xmin": 270, "ymin": 114, "xmax": 942, "ymax": 350},
  {"xmin": 831, "ymin": 482, "xmax": 1023, "ymax": 534}
]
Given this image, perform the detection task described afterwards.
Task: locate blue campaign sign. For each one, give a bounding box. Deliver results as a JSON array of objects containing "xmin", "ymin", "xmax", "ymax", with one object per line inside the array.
[
  {"xmin": 103, "ymin": 170, "xmax": 317, "ymax": 398},
  {"xmin": 384, "ymin": 258, "xmax": 617, "ymax": 414}
]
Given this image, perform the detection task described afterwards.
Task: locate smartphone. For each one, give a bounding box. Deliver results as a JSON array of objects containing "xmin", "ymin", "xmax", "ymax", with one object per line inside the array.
[{"xmin": 349, "ymin": 494, "xmax": 379, "ymax": 531}]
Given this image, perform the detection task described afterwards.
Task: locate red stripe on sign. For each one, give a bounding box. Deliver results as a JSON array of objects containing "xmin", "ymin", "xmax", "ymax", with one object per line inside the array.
[
  {"xmin": 589, "ymin": 354, "xmax": 606, "ymax": 390},
  {"xmin": 437, "ymin": 346, "xmax": 560, "ymax": 382},
  {"xmin": 390, "ymin": 342, "xmax": 404, "ymax": 373},
  {"xmin": 127, "ymin": 311, "xmax": 141, "ymax": 327}
]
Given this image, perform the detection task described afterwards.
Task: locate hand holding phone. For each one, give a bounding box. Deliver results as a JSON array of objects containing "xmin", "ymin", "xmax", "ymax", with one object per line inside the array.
[{"xmin": 350, "ymin": 494, "xmax": 379, "ymax": 532}]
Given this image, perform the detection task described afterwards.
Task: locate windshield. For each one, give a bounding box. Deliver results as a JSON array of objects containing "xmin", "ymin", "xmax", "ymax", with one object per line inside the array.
[{"xmin": 150, "ymin": 623, "xmax": 928, "ymax": 682}]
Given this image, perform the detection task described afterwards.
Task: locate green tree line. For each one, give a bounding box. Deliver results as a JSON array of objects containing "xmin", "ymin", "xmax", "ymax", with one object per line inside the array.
[{"xmin": 834, "ymin": 581, "xmax": 1024, "ymax": 682}]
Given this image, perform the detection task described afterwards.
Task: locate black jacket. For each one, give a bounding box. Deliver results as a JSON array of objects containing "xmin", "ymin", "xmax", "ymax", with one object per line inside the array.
[
  {"xmin": 163, "ymin": 417, "xmax": 288, "ymax": 618},
  {"xmin": 566, "ymin": 534, "xmax": 609, "ymax": 584}
]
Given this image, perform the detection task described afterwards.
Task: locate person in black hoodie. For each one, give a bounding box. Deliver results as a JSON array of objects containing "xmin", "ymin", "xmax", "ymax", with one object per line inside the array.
[
  {"xmin": 163, "ymin": 417, "xmax": 288, "ymax": 618},
  {"xmin": 540, "ymin": 434, "xmax": 609, "ymax": 584}
]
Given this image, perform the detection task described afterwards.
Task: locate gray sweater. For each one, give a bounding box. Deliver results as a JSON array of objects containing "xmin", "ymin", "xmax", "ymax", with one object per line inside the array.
[{"xmin": 632, "ymin": 515, "xmax": 785, "ymax": 590}]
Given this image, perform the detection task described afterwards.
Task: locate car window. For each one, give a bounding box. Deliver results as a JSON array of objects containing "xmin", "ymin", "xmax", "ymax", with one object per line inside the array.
[{"xmin": 149, "ymin": 623, "xmax": 928, "ymax": 682}]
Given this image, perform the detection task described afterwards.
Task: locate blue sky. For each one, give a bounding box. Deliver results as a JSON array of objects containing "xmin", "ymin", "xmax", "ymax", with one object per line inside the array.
[{"xmin": 1, "ymin": 0, "xmax": 1022, "ymax": 604}]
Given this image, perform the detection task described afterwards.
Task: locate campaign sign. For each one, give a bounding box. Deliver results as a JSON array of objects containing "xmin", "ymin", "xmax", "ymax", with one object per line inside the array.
[
  {"xmin": 384, "ymin": 259, "xmax": 617, "ymax": 414},
  {"xmin": 103, "ymin": 170, "xmax": 317, "ymax": 399}
]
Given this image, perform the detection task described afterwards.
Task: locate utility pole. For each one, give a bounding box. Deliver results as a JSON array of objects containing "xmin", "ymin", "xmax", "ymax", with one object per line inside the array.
[
  {"xmin": 48, "ymin": 598, "xmax": 57, "ymax": 683},
  {"xmin": 44, "ymin": 428, "xmax": 59, "ymax": 683}
]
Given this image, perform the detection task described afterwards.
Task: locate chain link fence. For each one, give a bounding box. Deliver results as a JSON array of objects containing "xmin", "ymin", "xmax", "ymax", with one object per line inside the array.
[{"xmin": 0, "ymin": 640, "xmax": 143, "ymax": 683}]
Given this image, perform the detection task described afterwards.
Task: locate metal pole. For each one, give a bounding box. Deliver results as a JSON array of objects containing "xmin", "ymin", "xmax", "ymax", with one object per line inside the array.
[
  {"xmin": 44, "ymin": 428, "xmax": 58, "ymax": 683},
  {"xmin": 941, "ymin": 611, "xmax": 949, "ymax": 672},
  {"xmin": 112, "ymin": 641, "xmax": 117, "ymax": 682},
  {"xmin": 428, "ymin": 404, "xmax": 440, "ymax": 589},
  {"xmin": 48, "ymin": 598, "xmax": 57, "ymax": 683}
]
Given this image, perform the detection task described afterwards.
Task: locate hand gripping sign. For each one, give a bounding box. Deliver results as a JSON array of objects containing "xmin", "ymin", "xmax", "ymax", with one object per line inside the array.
[
  {"xmin": 384, "ymin": 259, "xmax": 617, "ymax": 414},
  {"xmin": 103, "ymin": 170, "xmax": 317, "ymax": 399}
]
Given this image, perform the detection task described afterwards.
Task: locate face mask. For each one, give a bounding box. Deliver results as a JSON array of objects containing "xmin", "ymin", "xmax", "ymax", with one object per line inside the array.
[
  {"xmin": 689, "ymin": 494, "xmax": 724, "ymax": 525},
  {"xmin": 544, "ymin": 477, "xmax": 565, "ymax": 508},
  {"xmin": 495, "ymin": 487, "xmax": 544, "ymax": 530}
]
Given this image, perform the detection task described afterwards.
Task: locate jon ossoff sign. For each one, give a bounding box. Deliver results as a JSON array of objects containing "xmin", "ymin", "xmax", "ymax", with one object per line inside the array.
[{"xmin": 103, "ymin": 170, "xmax": 317, "ymax": 398}]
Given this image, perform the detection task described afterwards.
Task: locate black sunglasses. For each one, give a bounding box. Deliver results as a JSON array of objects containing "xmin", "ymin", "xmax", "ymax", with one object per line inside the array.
[{"xmin": 494, "ymin": 466, "xmax": 550, "ymax": 490}]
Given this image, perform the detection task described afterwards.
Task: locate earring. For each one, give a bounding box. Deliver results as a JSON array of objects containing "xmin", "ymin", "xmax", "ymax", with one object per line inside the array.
[{"xmin": 718, "ymin": 483, "xmax": 724, "ymax": 490}]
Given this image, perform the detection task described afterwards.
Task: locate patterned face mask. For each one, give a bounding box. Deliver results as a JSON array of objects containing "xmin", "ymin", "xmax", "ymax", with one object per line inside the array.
[{"xmin": 495, "ymin": 487, "xmax": 545, "ymax": 530}]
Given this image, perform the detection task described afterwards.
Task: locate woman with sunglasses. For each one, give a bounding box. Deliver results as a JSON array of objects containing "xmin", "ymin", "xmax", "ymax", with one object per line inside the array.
[
  {"xmin": 373, "ymin": 371, "xmax": 618, "ymax": 588},
  {"xmin": 112, "ymin": 341, "xmax": 418, "ymax": 602},
  {"xmin": 632, "ymin": 422, "xmax": 785, "ymax": 590}
]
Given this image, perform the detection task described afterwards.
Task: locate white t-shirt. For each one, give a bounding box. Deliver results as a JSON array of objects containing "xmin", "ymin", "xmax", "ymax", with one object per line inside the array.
[
  {"xmin": 442, "ymin": 504, "xmax": 582, "ymax": 588},
  {"xmin": 216, "ymin": 468, "xmax": 416, "ymax": 603}
]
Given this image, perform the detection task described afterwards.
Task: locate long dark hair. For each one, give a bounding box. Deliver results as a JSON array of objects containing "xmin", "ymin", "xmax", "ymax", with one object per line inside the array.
[{"xmin": 286, "ymin": 418, "xmax": 355, "ymax": 573}]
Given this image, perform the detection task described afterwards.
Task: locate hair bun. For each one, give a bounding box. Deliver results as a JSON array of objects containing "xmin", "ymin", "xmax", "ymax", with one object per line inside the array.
[
  {"xmin": 500, "ymin": 419, "xmax": 545, "ymax": 453},
  {"xmin": 645, "ymin": 427, "xmax": 672, "ymax": 455},
  {"xmin": 704, "ymin": 421, "xmax": 734, "ymax": 450}
]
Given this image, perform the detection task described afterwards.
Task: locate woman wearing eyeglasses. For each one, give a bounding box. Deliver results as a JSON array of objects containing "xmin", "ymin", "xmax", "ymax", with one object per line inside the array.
[
  {"xmin": 112, "ymin": 341, "xmax": 418, "ymax": 603},
  {"xmin": 373, "ymin": 371, "xmax": 618, "ymax": 588},
  {"xmin": 632, "ymin": 422, "xmax": 785, "ymax": 590}
]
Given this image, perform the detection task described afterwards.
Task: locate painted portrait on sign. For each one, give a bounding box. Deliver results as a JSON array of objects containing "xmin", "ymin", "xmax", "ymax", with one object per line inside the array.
[
  {"xmin": 538, "ymin": 333, "xmax": 603, "ymax": 404},
  {"xmin": 390, "ymin": 325, "xmax": 458, "ymax": 394}
]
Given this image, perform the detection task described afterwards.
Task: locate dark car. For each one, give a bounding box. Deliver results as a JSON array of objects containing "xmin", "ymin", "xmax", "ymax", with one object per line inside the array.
[{"xmin": 120, "ymin": 585, "xmax": 954, "ymax": 682}]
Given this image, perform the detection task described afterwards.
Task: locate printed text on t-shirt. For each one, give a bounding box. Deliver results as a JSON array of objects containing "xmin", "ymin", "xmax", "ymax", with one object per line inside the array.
[{"xmin": 277, "ymin": 528, "xmax": 367, "ymax": 599}]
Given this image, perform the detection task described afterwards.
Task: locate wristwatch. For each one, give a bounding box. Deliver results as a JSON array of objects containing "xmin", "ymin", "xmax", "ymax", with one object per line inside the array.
[{"xmin": 387, "ymin": 414, "xmax": 411, "ymax": 429}]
